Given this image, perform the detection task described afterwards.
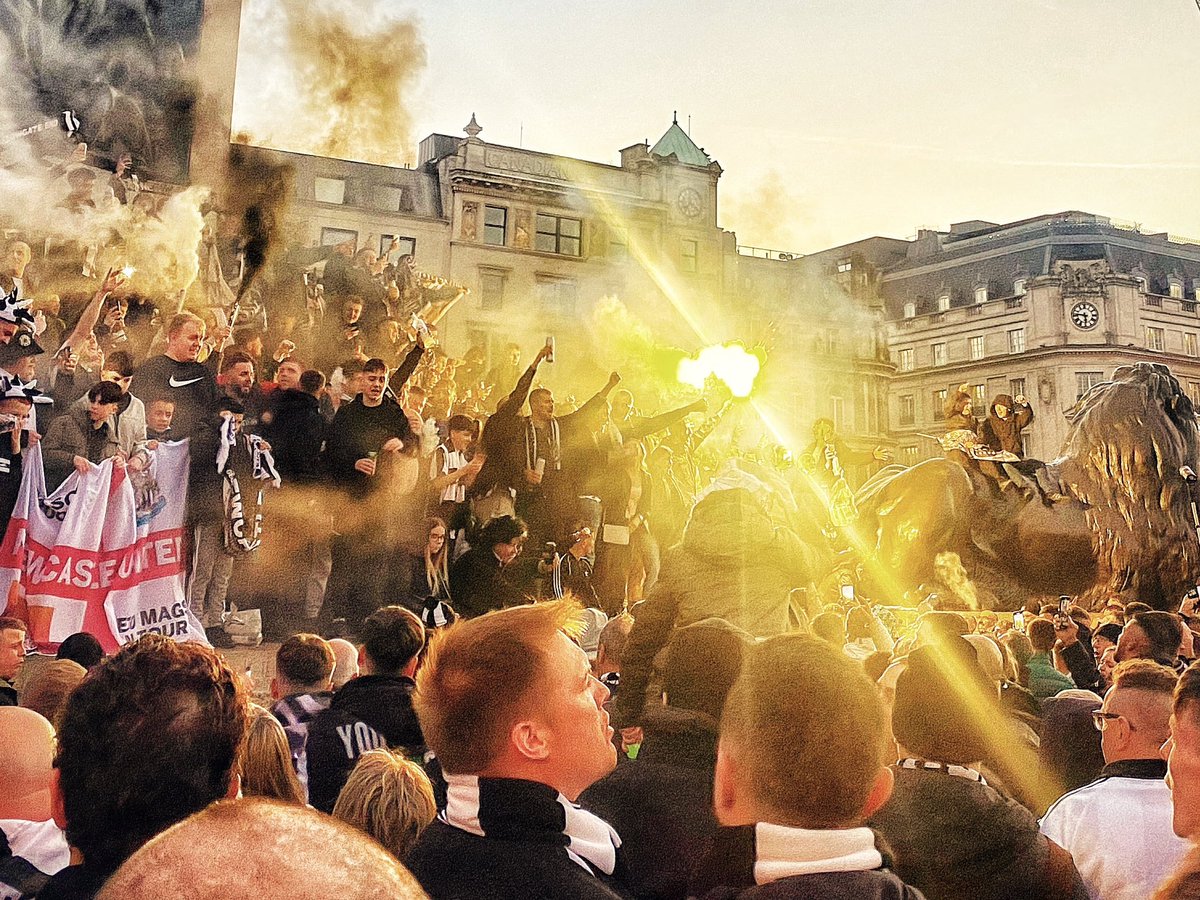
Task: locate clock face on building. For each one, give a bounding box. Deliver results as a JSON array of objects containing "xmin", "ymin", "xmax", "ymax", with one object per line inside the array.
[
  {"xmin": 1071, "ymin": 301, "xmax": 1099, "ymax": 330},
  {"xmin": 676, "ymin": 187, "xmax": 702, "ymax": 219}
]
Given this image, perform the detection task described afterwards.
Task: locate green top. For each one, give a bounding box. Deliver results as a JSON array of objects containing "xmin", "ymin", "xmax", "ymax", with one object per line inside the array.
[{"xmin": 650, "ymin": 121, "xmax": 712, "ymax": 167}]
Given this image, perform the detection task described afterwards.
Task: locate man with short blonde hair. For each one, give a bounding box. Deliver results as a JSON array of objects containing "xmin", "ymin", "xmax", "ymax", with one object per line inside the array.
[{"xmin": 408, "ymin": 600, "xmax": 626, "ymax": 899}]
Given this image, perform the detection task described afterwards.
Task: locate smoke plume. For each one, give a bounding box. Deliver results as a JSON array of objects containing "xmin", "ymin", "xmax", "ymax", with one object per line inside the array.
[
  {"xmin": 232, "ymin": 0, "xmax": 427, "ymax": 166},
  {"xmin": 721, "ymin": 170, "xmax": 812, "ymax": 253},
  {"xmin": 225, "ymin": 140, "xmax": 295, "ymax": 300}
]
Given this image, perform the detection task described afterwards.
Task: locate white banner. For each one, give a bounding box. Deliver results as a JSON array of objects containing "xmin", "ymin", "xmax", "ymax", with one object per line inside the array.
[{"xmin": 0, "ymin": 441, "xmax": 206, "ymax": 653}]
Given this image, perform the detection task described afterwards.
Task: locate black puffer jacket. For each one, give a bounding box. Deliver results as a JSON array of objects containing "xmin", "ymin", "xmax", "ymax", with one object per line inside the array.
[
  {"xmin": 304, "ymin": 674, "xmax": 424, "ymax": 813},
  {"xmin": 868, "ymin": 765, "xmax": 1087, "ymax": 900},
  {"xmin": 580, "ymin": 706, "xmax": 721, "ymax": 900},
  {"xmin": 260, "ymin": 388, "xmax": 326, "ymax": 483},
  {"xmin": 612, "ymin": 488, "xmax": 808, "ymax": 726}
]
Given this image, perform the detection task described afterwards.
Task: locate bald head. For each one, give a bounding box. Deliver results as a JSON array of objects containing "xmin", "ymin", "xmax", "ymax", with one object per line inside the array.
[
  {"xmin": 328, "ymin": 638, "xmax": 359, "ymax": 690},
  {"xmin": 0, "ymin": 707, "xmax": 57, "ymax": 821},
  {"xmin": 97, "ymin": 798, "xmax": 427, "ymax": 900}
]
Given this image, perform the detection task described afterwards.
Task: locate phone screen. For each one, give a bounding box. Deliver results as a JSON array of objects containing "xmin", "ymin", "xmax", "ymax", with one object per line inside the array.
[
  {"xmin": 840, "ymin": 584, "xmax": 855, "ymax": 601},
  {"xmin": 1013, "ymin": 612, "xmax": 1025, "ymax": 631}
]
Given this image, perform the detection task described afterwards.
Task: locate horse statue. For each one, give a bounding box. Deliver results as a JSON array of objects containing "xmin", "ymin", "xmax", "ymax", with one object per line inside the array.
[{"xmin": 851, "ymin": 362, "xmax": 1200, "ymax": 610}]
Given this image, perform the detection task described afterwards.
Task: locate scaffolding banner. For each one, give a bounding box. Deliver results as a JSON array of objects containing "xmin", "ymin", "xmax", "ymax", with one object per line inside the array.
[{"xmin": 0, "ymin": 441, "xmax": 205, "ymax": 653}]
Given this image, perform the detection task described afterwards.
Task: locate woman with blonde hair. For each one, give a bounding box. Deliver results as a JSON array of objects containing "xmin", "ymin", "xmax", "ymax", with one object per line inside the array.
[
  {"xmin": 407, "ymin": 517, "xmax": 452, "ymax": 610},
  {"xmin": 240, "ymin": 706, "xmax": 305, "ymax": 805},
  {"xmin": 332, "ymin": 749, "xmax": 436, "ymax": 861}
]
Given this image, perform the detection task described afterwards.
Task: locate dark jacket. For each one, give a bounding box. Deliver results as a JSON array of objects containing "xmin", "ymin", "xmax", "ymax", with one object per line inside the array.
[
  {"xmin": 0, "ymin": 679, "xmax": 16, "ymax": 706},
  {"xmin": 42, "ymin": 404, "xmax": 119, "ymax": 491},
  {"xmin": 978, "ymin": 395, "xmax": 1033, "ymax": 456},
  {"xmin": 35, "ymin": 861, "xmax": 110, "ymax": 900},
  {"xmin": 323, "ymin": 395, "xmax": 415, "ymax": 499},
  {"xmin": 408, "ymin": 780, "xmax": 633, "ymax": 900},
  {"xmin": 580, "ymin": 706, "xmax": 721, "ymax": 900},
  {"xmin": 613, "ymin": 488, "xmax": 808, "ymax": 727},
  {"xmin": 186, "ymin": 414, "xmax": 225, "ymax": 524},
  {"xmin": 449, "ymin": 547, "xmax": 526, "ymax": 618},
  {"xmin": 689, "ymin": 825, "xmax": 924, "ymax": 900},
  {"xmin": 471, "ymin": 358, "xmax": 543, "ymax": 499},
  {"xmin": 260, "ymin": 388, "xmax": 326, "ymax": 483},
  {"xmin": 304, "ymin": 674, "xmax": 424, "ymax": 813},
  {"xmin": 868, "ymin": 765, "xmax": 1088, "ymax": 900}
]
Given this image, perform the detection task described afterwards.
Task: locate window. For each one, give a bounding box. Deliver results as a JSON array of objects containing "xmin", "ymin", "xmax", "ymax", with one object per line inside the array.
[
  {"xmin": 836, "ymin": 258, "xmax": 852, "ymax": 274},
  {"xmin": 901, "ymin": 446, "xmax": 919, "ymax": 465},
  {"xmin": 899, "ymin": 394, "xmax": 915, "ymax": 426},
  {"xmin": 1009, "ymin": 377, "xmax": 1026, "ymax": 399},
  {"xmin": 933, "ymin": 389, "xmax": 947, "ymax": 421},
  {"xmin": 931, "ymin": 342, "xmax": 947, "ymax": 366},
  {"xmin": 831, "ymin": 396, "xmax": 845, "ymax": 429},
  {"xmin": 680, "ymin": 239, "xmax": 698, "ymax": 272},
  {"xmin": 937, "ymin": 293, "xmax": 951, "ymax": 313},
  {"xmin": 536, "ymin": 277, "xmax": 577, "ymax": 316},
  {"xmin": 374, "ymin": 186, "xmax": 407, "ymax": 212},
  {"xmin": 480, "ymin": 271, "xmax": 506, "ymax": 311},
  {"xmin": 379, "ymin": 235, "xmax": 416, "ymax": 262},
  {"xmin": 1147, "ymin": 326, "xmax": 1166, "ymax": 351},
  {"xmin": 897, "ymin": 348, "xmax": 914, "ymax": 372},
  {"xmin": 483, "ymin": 205, "xmax": 508, "ymax": 246},
  {"xmin": 535, "ymin": 214, "xmax": 582, "ymax": 256},
  {"xmin": 972, "ymin": 384, "xmax": 986, "ymax": 407},
  {"xmin": 1170, "ymin": 279, "xmax": 1185, "ymax": 299},
  {"xmin": 314, "ymin": 177, "xmax": 345, "ymax": 204},
  {"xmin": 1076, "ymin": 371, "xmax": 1103, "ymax": 399},
  {"xmin": 1190, "ymin": 381, "xmax": 1200, "ymax": 408},
  {"xmin": 1014, "ymin": 278, "xmax": 1027, "ymax": 295},
  {"xmin": 1007, "ymin": 328, "xmax": 1025, "ymax": 354},
  {"xmin": 903, "ymin": 301, "xmax": 916, "ymax": 319},
  {"xmin": 974, "ymin": 285, "xmax": 988, "ymax": 304},
  {"xmin": 320, "ymin": 227, "xmax": 357, "ymax": 247},
  {"xmin": 1187, "ymin": 333, "xmax": 1200, "ymax": 358},
  {"xmin": 609, "ymin": 227, "xmax": 628, "ymax": 259},
  {"xmin": 969, "ymin": 335, "xmax": 985, "ymax": 360}
]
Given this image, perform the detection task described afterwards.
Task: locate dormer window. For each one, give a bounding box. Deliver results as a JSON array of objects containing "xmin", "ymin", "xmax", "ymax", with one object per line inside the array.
[
  {"xmin": 903, "ymin": 301, "xmax": 916, "ymax": 319},
  {"xmin": 974, "ymin": 285, "xmax": 988, "ymax": 304},
  {"xmin": 1013, "ymin": 278, "xmax": 1027, "ymax": 295},
  {"xmin": 1169, "ymin": 275, "xmax": 1185, "ymax": 299},
  {"xmin": 937, "ymin": 293, "xmax": 951, "ymax": 313}
]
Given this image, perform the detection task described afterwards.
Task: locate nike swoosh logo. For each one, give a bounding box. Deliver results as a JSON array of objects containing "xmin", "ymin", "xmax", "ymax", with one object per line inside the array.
[{"xmin": 168, "ymin": 376, "xmax": 203, "ymax": 388}]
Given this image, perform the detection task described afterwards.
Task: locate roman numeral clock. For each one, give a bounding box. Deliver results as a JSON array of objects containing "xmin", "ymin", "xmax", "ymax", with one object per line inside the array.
[{"xmin": 1070, "ymin": 301, "xmax": 1099, "ymax": 330}]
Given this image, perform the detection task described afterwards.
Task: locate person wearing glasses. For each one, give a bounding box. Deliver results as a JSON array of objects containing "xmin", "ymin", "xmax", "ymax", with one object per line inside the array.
[{"xmin": 1040, "ymin": 659, "xmax": 1189, "ymax": 900}]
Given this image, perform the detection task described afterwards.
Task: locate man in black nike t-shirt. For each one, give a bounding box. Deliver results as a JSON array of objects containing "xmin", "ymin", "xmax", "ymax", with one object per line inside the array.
[{"xmin": 129, "ymin": 312, "xmax": 220, "ymax": 439}]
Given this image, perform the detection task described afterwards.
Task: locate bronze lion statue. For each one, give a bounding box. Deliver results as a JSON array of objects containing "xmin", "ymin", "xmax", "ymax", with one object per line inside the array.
[{"xmin": 851, "ymin": 362, "xmax": 1200, "ymax": 610}]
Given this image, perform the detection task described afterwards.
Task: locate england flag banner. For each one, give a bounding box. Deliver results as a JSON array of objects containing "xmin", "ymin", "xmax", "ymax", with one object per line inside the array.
[{"xmin": 0, "ymin": 441, "xmax": 206, "ymax": 653}]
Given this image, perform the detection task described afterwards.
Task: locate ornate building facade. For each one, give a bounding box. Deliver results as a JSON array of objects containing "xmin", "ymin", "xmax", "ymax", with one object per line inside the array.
[{"xmin": 820, "ymin": 212, "xmax": 1200, "ymax": 462}]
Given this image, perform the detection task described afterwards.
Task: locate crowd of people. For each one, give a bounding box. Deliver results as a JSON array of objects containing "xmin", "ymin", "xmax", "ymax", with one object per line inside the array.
[
  {"xmin": 5, "ymin": 164, "xmax": 1200, "ymax": 899},
  {"xmin": 3, "ymin": 582, "xmax": 1200, "ymax": 899},
  {"xmin": 0, "ymin": 199, "xmax": 726, "ymax": 645}
]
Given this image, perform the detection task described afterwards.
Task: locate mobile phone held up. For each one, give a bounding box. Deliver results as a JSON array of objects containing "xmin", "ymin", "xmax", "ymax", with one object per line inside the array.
[{"xmin": 545, "ymin": 336, "xmax": 555, "ymax": 364}]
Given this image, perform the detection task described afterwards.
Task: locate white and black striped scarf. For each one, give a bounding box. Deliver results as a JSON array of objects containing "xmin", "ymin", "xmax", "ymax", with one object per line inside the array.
[
  {"xmin": 524, "ymin": 418, "xmax": 561, "ymax": 474},
  {"xmin": 441, "ymin": 774, "xmax": 621, "ymax": 876}
]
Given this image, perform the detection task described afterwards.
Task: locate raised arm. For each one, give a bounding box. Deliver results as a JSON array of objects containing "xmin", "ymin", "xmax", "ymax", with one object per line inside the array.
[
  {"xmin": 621, "ymin": 398, "xmax": 705, "ymax": 441},
  {"xmin": 63, "ymin": 268, "xmax": 125, "ymax": 350}
]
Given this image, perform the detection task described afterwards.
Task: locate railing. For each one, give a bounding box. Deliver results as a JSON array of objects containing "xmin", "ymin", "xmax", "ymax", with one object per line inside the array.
[
  {"xmin": 1145, "ymin": 295, "xmax": 1163, "ymax": 308},
  {"xmin": 735, "ymin": 245, "xmax": 804, "ymax": 261},
  {"xmin": 1005, "ymin": 297, "xmax": 1024, "ymax": 310}
]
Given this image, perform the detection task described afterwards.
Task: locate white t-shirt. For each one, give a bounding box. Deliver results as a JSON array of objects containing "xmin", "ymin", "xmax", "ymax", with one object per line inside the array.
[
  {"xmin": 0, "ymin": 817, "xmax": 70, "ymax": 876},
  {"xmin": 1040, "ymin": 769, "xmax": 1189, "ymax": 900}
]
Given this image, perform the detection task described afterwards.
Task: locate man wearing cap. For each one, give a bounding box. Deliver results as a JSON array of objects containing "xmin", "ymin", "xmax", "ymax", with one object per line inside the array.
[
  {"xmin": 0, "ymin": 286, "xmax": 35, "ymax": 347},
  {"xmin": 0, "ymin": 376, "xmax": 52, "ymax": 523}
]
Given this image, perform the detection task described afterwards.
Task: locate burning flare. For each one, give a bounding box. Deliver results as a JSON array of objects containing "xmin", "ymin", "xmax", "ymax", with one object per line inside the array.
[{"xmin": 677, "ymin": 343, "xmax": 760, "ymax": 397}]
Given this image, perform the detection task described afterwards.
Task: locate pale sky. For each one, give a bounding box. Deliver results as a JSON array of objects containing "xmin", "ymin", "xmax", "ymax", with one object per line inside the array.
[{"xmin": 232, "ymin": 0, "xmax": 1200, "ymax": 254}]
